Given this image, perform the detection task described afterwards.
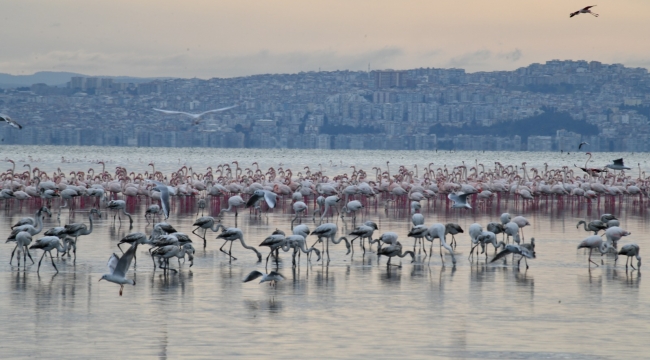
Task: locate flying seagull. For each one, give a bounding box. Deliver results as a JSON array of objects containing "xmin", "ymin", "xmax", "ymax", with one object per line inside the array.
[
  {"xmin": 99, "ymin": 243, "xmax": 138, "ymax": 296},
  {"xmin": 578, "ymin": 141, "xmax": 589, "ymax": 150},
  {"xmin": 0, "ymin": 113, "xmax": 23, "ymax": 129},
  {"xmin": 153, "ymin": 105, "xmax": 238, "ymax": 125},
  {"xmin": 245, "ymin": 189, "xmax": 278, "ymax": 209},
  {"xmin": 448, "ymin": 192, "xmax": 472, "ymax": 209},
  {"xmin": 147, "ymin": 180, "xmax": 170, "ymax": 219},
  {"xmin": 570, "ymin": 5, "xmax": 598, "ymax": 18},
  {"xmin": 244, "ymin": 270, "xmax": 285, "ymax": 286},
  {"xmin": 606, "ymin": 158, "xmax": 631, "ymax": 170}
]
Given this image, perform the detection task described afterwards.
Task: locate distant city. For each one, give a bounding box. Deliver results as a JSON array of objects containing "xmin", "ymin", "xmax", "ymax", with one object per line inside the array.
[{"xmin": 1, "ymin": 59, "xmax": 649, "ymax": 152}]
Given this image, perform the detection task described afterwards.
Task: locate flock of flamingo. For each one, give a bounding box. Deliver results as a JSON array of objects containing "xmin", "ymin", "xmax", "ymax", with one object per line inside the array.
[{"xmin": 0, "ymin": 156, "xmax": 646, "ymax": 295}]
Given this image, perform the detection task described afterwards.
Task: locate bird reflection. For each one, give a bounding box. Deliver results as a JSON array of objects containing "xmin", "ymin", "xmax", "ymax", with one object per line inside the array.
[{"xmin": 244, "ymin": 298, "xmax": 283, "ymax": 314}]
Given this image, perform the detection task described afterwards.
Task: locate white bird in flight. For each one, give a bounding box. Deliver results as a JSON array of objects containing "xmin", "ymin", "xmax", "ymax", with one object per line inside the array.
[
  {"xmin": 99, "ymin": 243, "xmax": 138, "ymax": 296},
  {"xmin": 570, "ymin": 5, "xmax": 598, "ymax": 18},
  {"xmin": 243, "ymin": 270, "xmax": 285, "ymax": 287},
  {"xmin": 448, "ymin": 192, "xmax": 472, "ymax": 209},
  {"xmin": 0, "ymin": 113, "xmax": 23, "ymax": 129},
  {"xmin": 153, "ymin": 105, "xmax": 238, "ymax": 124}
]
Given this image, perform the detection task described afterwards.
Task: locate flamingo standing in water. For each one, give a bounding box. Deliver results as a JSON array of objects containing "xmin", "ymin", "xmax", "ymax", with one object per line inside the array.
[
  {"xmin": 310, "ymin": 223, "xmax": 351, "ymax": 262},
  {"xmin": 577, "ymin": 235, "xmax": 616, "ymax": 267},
  {"xmin": 618, "ymin": 244, "xmax": 641, "ymax": 270},
  {"xmin": 219, "ymin": 196, "xmax": 246, "ymax": 218}
]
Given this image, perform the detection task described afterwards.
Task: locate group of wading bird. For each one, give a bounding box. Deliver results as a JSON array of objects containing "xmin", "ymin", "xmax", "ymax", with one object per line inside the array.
[{"xmin": 1, "ymin": 158, "xmax": 646, "ymax": 295}]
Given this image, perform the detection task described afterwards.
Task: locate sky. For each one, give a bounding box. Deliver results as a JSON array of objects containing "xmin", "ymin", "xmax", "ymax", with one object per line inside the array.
[{"xmin": 0, "ymin": 0, "xmax": 649, "ymax": 78}]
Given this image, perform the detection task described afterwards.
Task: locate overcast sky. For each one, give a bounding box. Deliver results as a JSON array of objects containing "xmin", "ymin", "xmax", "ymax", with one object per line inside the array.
[{"xmin": 1, "ymin": 0, "xmax": 648, "ymax": 78}]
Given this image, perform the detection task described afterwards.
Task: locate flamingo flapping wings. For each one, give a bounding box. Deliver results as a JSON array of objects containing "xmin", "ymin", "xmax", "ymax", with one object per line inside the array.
[{"xmin": 570, "ymin": 5, "xmax": 598, "ymax": 18}]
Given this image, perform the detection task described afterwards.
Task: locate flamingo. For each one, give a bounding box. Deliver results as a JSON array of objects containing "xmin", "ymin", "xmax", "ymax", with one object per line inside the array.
[
  {"xmin": 407, "ymin": 225, "xmax": 429, "ymax": 254},
  {"xmin": 215, "ymin": 228, "xmax": 262, "ymax": 262},
  {"xmin": 259, "ymin": 233, "xmax": 287, "ymax": 268},
  {"xmin": 145, "ymin": 204, "xmax": 161, "ymax": 223},
  {"xmin": 341, "ymin": 200, "xmax": 363, "ymax": 224},
  {"xmin": 283, "ymin": 234, "xmax": 321, "ymax": 265},
  {"xmin": 445, "ymin": 223, "xmax": 464, "ymax": 249},
  {"xmin": 12, "ymin": 207, "xmax": 51, "ymax": 229},
  {"xmin": 348, "ymin": 221, "xmax": 379, "ymax": 253},
  {"xmin": 570, "ymin": 5, "xmax": 598, "ymax": 18},
  {"xmin": 117, "ymin": 232, "xmax": 152, "ymax": 266},
  {"xmin": 219, "ymin": 195, "xmax": 246, "ymax": 218},
  {"xmin": 319, "ymin": 195, "xmax": 341, "ymax": 224},
  {"xmin": 618, "ymin": 244, "xmax": 641, "ymax": 270},
  {"xmin": 151, "ymin": 243, "xmax": 194, "ymax": 274},
  {"xmin": 512, "ymin": 216, "xmax": 530, "ymax": 240},
  {"xmin": 377, "ymin": 242, "xmax": 415, "ymax": 267},
  {"xmin": 8, "ymin": 231, "xmax": 34, "ymax": 267},
  {"xmin": 310, "ymin": 223, "xmax": 351, "ymax": 261},
  {"xmin": 192, "ymin": 216, "xmax": 226, "ymax": 247},
  {"xmin": 425, "ymin": 223, "xmax": 457, "ymax": 264},
  {"xmin": 29, "ymin": 236, "xmax": 65, "ymax": 273},
  {"xmin": 291, "ymin": 201, "xmax": 308, "ymax": 229},
  {"xmin": 63, "ymin": 208, "xmax": 101, "ymax": 257},
  {"xmin": 107, "ymin": 200, "xmax": 133, "ymax": 227},
  {"xmin": 576, "ymin": 220, "xmax": 607, "ymax": 235},
  {"xmin": 577, "ymin": 235, "xmax": 616, "ymax": 267},
  {"xmin": 491, "ymin": 239, "xmax": 536, "ymax": 269}
]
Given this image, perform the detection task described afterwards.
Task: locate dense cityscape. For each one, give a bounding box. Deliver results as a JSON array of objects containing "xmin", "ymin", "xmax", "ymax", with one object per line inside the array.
[{"xmin": 1, "ymin": 59, "xmax": 649, "ymax": 152}]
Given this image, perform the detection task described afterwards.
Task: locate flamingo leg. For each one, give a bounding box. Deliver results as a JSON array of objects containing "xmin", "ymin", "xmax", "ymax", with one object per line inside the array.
[
  {"xmin": 588, "ymin": 248, "xmax": 599, "ymax": 267},
  {"xmin": 37, "ymin": 251, "xmax": 47, "ymax": 272},
  {"xmin": 49, "ymin": 251, "xmax": 59, "ymax": 273}
]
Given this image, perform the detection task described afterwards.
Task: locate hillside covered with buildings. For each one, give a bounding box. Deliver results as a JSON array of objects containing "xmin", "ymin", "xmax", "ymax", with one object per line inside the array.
[{"xmin": 1, "ymin": 59, "xmax": 649, "ymax": 151}]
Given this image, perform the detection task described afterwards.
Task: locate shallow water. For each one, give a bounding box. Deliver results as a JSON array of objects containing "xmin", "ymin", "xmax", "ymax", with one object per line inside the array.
[{"xmin": 0, "ymin": 147, "xmax": 649, "ymax": 359}]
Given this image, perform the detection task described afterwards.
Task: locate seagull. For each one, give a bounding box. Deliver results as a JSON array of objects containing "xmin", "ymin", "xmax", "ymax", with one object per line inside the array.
[
  {"xmin": 578, "ymin": 141, "xmax": 589, "ymax": 150},
  {"xmin": 153, "ymin": 105, "xmax": 238, "ymax": 125},
  {"xmin": 448, "ymin": 192, "xmax": 472, "ymax": 209},
  {"xmin": 0, "ymin": 113, "xmax": 23, "ymax": 129},
  {"xmin": 570, "ymin": 5, "xmax": 598, "ymax": 18},
  {"xmin": 243, "ymin": 270, "xmax": 285, "ymax": 286},
  {"xmin": 245, "ymin": 189, "xmax": 278, "ymax": 209},
  {"xmin": 148, "ymin": 180, "xmax": 170, "ymax": 219},
  {"xmin": 99, "ymin": 243, "xmax": 138, "ymax": 296},
  {"xmin": 605, "ymin": 158, "xmax": 631, "ymax": 170}
]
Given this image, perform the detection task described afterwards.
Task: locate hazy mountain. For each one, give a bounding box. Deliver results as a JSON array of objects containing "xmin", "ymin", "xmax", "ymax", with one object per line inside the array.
[{"xmin": 0, "ymin": 71, "xmax": 171, "ymax": 88}]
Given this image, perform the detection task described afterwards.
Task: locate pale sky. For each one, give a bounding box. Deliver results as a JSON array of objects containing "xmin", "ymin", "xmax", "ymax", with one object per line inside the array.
[{"xmin": 1, "ymin": 0, "xmax": 649, "ymax": 78}]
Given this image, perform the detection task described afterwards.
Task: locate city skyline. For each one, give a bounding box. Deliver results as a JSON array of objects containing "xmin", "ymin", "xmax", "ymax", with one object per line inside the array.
[
  {"xmin": 1, "ymin": 1, "xmax": 649, "ymax": 78},
  {"xmin": 1, "ymin": 58, "xmax": 648, "ymax": 152}
]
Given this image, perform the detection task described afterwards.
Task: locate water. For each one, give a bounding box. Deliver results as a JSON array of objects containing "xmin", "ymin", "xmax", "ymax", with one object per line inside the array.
[{"xmin": 1, "ymin": 146, "xmax": 649, "ymax": 359}]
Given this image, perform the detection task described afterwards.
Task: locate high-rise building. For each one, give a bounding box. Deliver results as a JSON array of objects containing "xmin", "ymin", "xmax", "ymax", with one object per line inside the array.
[{"xmin": 373, "ymin": 70, "xmax": 407, "ymax": 89}]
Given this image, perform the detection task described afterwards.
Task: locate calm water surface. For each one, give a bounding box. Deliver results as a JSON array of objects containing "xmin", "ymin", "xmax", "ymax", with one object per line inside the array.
[{"xmin": 0, "ymin": 146, "xmax": 649, "ymax": 359}]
